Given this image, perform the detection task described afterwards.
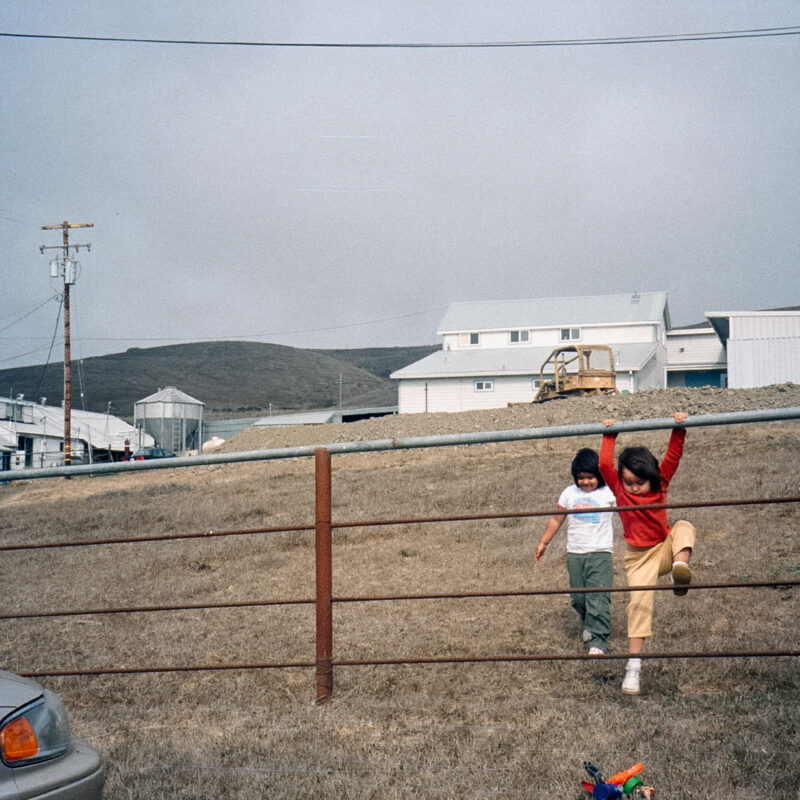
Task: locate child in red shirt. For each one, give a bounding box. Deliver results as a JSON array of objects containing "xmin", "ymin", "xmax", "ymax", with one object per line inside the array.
[{"xmin": 599, "ymin": 412, "xmax": 695, "ymax": 695}]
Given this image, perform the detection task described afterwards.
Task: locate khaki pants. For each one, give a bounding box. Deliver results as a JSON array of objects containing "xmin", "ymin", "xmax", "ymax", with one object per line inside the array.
[{"xmin": 624, "ymin": 520, "xmax": 696, "ymax": 639}]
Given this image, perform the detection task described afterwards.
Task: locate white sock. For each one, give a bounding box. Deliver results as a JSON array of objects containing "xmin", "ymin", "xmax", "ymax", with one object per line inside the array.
[{"xmin": 627, "ymin": 658, "xmax": 642, "ymax": 671}]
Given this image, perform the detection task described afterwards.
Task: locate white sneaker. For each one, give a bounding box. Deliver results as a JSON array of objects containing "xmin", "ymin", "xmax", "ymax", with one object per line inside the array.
[
  {"xmin": 582, "ymin": 629, "xmax": 592, "ymax": 643},
  {"xmin": 588, "ymin": 647, "xmax": 605, "ymax": 656},
  {"xmin": 622, "ymin": 665, "xmax": 641, "ymax": 695}
]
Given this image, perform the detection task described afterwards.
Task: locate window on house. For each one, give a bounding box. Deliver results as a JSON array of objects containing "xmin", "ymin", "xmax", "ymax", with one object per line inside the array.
[
  {"xmin": 560, "ymin": 327, "xmax": 581, "ymax": 342},
  {"xmin": 474, "ymin": 380, "xmax": 494, "ymax": 392},
  {"xmin": 509, "ymin": 330, "xmax": 530, "ymax": 344},
  {"xmin": 460, "ymin": 332, "xmax": 480, "ymax": 346},
  {"xmin": 532, "ymin": 374, "xmax": 552, "ymax": 390}
]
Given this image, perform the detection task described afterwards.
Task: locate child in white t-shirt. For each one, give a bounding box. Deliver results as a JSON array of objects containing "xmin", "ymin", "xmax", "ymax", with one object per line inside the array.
[{"xmin": 535, "ymin": 448, "xmax": 616, "ymax": 654}]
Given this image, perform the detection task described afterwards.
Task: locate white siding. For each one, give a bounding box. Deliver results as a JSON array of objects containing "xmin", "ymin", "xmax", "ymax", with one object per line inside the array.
[
  {"xmin": 727, "ymin": 338, "xmax": 800, "ymax": 388},
  {"xmin": 442, "ymin": 333, "xmax": 460, "ymax": 350},
  {"xmin": 616, "ymin": 372, "xmax": 635, "ymax": 394},
  {"xmin": 445, "ymin": 323, "xmax": 662, "ymax": 351},
  {"xmin": 528, "ymin": 323, "xmax": 661, "ymax": 347},
  {"xmin": 582, "ymin": 323, "xmax": 661, "ymax": 345},
  {"xmin": 666, "ymin": 331, "xmax": 726, "ymax": 369},
  {"xmin": 635, "ymin": 347, "xmax": 667, "ymax": 391},
  {"xmin": 477, "ymin": 331, "xmax": 516, "ymax": 349},
  {"xmin": 398, "ymin": 376, "xmax": 537, "ymax": 414},
  {"xmin": 730, "ymin": 315, "xmax": 800, "ymax": 340}
]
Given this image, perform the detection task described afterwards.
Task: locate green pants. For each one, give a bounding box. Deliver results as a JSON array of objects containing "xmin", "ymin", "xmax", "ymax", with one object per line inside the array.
[{"xmin": 566, "ymin": 551, "xmax": 613, "ymax": 652}]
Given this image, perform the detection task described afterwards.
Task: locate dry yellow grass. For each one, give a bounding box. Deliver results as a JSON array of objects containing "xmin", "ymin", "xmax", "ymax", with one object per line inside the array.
[{"xmin": 0, "ymin": 393, "xmax": 798, "ymax": 799}]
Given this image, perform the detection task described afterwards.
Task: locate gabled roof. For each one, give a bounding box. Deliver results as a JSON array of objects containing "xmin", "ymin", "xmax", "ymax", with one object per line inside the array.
[
  {"xmin": 437, "ymin": 292, "xmax": 669, "ymax": 333},
  {"xmin": 391, "ymin": 343, "xmax": 658, "ymax": 380}
]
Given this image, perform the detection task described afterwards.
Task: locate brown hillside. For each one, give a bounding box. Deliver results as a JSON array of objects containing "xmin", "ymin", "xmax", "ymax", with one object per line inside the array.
[{"xmin": 0, "ymin": 341, "xmax": 438, "ymax": 419}]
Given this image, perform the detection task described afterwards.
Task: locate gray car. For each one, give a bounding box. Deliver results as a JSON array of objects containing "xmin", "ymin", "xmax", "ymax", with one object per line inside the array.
[{"xmin": 0, "ymin": 671, "xmax": 104, "ymax": 799}]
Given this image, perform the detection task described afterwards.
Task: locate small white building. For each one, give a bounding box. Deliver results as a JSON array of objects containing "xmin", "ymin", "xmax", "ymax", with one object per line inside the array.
[
  {"xmin": 0, "ymin": 396, "xmax": 153, "ymax": 471},
  {"xmin": 392, "ymin": 292, "xmax": 671, "ymax": 414},
  {"xmin": 705, "ymin": 308, "xmax": 800, "ymax": 388},
  {"xmin": 666, "ymin": 322, "xmax": 727, "ymax": 388}
]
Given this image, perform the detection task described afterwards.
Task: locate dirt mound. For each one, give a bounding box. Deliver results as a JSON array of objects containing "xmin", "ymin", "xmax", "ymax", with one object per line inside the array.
[{"xmin": 221, "ymin": 383, "xmax": 800, "ymax": 452}]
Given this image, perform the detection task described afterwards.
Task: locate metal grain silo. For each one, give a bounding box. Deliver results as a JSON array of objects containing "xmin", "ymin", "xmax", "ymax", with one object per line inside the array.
[{"xmin": 134, "ymin": 386, "xmax": 204, "ymax": 454}]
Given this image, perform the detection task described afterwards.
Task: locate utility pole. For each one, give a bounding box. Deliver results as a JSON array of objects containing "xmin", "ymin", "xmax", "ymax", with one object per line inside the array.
[{"xmin": 40, "ymin": 221, "xmax": 93, "ymax": 467}]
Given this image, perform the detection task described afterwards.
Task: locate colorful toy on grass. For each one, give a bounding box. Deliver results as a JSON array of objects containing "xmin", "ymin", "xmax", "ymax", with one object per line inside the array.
[{"xmin": 581, "ymin": 761, "xmax": 656, "ymax": 799}]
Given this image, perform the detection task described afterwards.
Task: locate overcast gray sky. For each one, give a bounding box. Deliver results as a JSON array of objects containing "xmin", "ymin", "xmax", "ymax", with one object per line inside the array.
[{"xmin": 2, "ymin": 1, "xmax": 799, "ymax": 368}]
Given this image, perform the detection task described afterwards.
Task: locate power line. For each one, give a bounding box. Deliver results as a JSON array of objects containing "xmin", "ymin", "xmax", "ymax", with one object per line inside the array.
[
  {"xmin": 0, "ymin": 294, "xmax": 58, "ymax": 335},
  {"xmin": 1, "ymin": 26, "xmax": 799, "ymax": 49},
  {"xmin": 32, "ymin": 294, "xmax": 63, "ymax": 398},
  {"xmin": 0, "ymin": 306, "xmax": 447, "ymax": 345},
  {"xmin": 0, "ymin": 343, "xmax": 54, "ymax": 366}
]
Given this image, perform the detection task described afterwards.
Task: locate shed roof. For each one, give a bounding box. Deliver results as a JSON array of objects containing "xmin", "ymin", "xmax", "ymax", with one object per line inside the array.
[
  {"xmin": 437, "ymin": 292, "xmax": 669, "ymax": 333},
  {"xmin": 254, "ymin": 410, "xmax": 339, "ymax": 427}
]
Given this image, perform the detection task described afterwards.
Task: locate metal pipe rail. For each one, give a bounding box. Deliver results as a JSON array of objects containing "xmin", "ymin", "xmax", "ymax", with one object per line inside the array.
[
  {"xmin": 3, "ymin": 579, "xmax": 797, "ymax": 621},
  {"xmin": 1, "ymin": 496, "xmax": 797, "ymax": 553},
  {"xmin": 18, "ymin": 649, "xmax": 800, "ymax": 681},
  {"xmin": 6, "ymin": 406, "xmax": 800, "ymax": 481}
]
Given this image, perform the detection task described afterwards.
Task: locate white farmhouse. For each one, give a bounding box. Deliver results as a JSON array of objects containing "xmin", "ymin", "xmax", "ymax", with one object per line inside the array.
[{"xmin": 391, "ymin": 292, "xmax": 670, "ymax": 414}]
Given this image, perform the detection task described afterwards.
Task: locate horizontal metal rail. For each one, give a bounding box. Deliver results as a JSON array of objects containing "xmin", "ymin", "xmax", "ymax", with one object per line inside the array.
[
  {"xmin": 18, "ymin": 661, "xmax": 316, "ymax": 678},
  {"xmin": 3, "ymin": 579, "xmax": 796, "ymax": 621},
  {"xmin": 330, "ymin": 579, "xmax": 800, "ymax": 602},
  {"xmin": 333, "ymin": 650, "xmax": 800, "ymax": 666},
  {"xmin": 6, "ymin": 406, "xmax": 800, "ymax": 481},
  {"xmin": 17, "ymin": 649, "xmax": 800, "ymax": 680},
  {"xmin": 0, "ymin": 597, "xmax": 316, "ymax": 620},
  {"xmin": 0, "ymin": 523, "xmax": 314, "ymax": 552},
  {"xmin": 1, "ymin": 496, "xmax": 797, "ymax": 553},
  {"xmin": 330, "ymin": 496, "xmax": 800, "ymax": 530}
]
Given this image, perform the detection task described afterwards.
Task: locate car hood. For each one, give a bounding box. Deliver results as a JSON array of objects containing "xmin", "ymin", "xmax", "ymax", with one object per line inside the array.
[{"xmin": 0, "ymin": 671, "xmax": 43, "ymax": 717}]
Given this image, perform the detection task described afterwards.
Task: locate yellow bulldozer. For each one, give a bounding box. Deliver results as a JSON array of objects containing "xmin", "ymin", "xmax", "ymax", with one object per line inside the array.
[{"xmin": 534, "ymin": 344, "xmax": 619, "ymax": 402}]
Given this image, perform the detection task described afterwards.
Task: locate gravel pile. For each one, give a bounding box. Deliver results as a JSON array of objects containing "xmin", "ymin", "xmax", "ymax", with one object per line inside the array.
[{"xmin": 219, "ymin": 383, "xmax": 800, "ymax": 453}]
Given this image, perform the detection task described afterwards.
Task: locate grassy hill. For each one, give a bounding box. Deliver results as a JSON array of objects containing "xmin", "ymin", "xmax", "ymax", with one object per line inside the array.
[{"xmin": 0, "ymin": 341, "xmax": 439, "ymax": 420}]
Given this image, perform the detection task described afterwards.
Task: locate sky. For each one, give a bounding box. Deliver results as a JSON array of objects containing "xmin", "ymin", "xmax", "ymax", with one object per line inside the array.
[{"xmin": 2, "ymin": 1, "xmax": 799, "ymax": 369}]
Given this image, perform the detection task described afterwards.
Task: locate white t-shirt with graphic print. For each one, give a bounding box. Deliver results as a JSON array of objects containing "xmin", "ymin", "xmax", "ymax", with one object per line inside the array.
[{"xmin": 557, "ymin": 484, "xmax": 615, "ymax": 554}]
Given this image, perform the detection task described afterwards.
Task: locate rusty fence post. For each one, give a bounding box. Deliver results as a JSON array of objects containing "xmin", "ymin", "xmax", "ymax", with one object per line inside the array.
[{"xmin": 315, "ymin": 447, "xmax": 333, "ymax": 704}]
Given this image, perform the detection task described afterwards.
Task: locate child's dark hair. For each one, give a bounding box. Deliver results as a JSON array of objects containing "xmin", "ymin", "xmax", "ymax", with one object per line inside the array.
[
  {"xmin": 618, "ymin": 446, "xmax": 662, "ymax": 492},
  {"xmin": 571, "ymin": 448, "xmax": 605, "ymax": 488}
]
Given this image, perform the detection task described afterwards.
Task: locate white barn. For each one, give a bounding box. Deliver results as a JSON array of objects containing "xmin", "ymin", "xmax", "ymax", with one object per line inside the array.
[
  {"xmin": 392, "ymin": 292, "xmax": 670, "ymax": 414},
  {"xmin": 706, "ymin": 309, "xmax": 800, "ymax": 388}
]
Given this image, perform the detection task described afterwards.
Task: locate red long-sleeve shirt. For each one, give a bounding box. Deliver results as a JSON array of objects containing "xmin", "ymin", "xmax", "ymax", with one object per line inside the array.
[{"xmin": 599, "ymin": 428, "xmax": 686, "ymax": 547}]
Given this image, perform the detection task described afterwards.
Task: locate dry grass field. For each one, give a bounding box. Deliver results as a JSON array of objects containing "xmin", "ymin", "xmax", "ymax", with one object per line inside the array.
[{"xmin": 1, "ymin": 387, "xmax": 798, "ymax": 799}]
